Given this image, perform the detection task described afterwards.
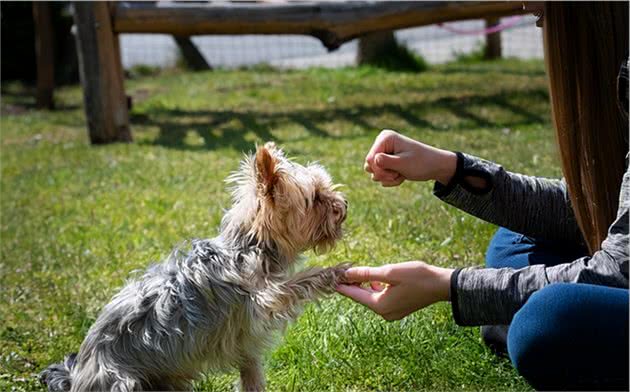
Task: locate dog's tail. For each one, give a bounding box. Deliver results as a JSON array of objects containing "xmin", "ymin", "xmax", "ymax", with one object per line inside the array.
[{"xmin": 39, "ymin": 353, "xmax": 77, "ymax": 392}]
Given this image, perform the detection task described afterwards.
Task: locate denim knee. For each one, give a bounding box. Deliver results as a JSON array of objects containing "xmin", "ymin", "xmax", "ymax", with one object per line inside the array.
[
  {"xmin": 485, "ymin": 227, "xmax": 533, "ymax": 269},
  {"xmin": 485, "ymin": 228, "xmax": 589, "ymax": 270},
  {"xmin": 508, "ymin": 284, "xmax": 570, "ymax": 384},
  {"xmin": 507, "ymin": 283, "xmax": 629, "ymax": 390}
]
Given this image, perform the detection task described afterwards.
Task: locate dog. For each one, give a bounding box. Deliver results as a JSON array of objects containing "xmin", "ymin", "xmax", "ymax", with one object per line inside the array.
[{"xmin": 40, "ymin": 142, "xmax": 349, "ymax": 391}]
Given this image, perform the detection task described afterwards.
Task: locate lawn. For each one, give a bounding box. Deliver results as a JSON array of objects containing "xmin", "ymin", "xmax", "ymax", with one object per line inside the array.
[{"xmin": 1, "ymin": 59, "xmax": 558, "ymax": 391}]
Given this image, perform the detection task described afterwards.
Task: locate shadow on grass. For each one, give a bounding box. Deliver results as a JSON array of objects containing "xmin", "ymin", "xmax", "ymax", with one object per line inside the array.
[
  {"xmin": 133, "ymin": 88, "xmax": 549, "ymax": 151},
  {"xmin": 1, "ymin": 86, "xmax": 81, "ymax": 113}
]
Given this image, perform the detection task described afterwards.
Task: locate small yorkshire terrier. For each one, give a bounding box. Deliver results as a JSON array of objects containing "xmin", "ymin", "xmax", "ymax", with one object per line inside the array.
[{"xmin": 41, "ymin": 142, "xmax": 349, "ymax": 392}]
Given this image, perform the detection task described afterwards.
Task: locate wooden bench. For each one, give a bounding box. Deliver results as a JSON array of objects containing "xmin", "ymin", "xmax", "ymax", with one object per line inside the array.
[{"xmin": 72, "ymin": 1, "xmax": 526, "ymax": 144}]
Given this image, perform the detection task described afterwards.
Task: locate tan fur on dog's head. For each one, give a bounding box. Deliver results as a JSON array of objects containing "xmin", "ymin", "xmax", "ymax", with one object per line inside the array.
[{"xmin": 222, "ymin": 142, "xmax": 347, "ymax": 262}]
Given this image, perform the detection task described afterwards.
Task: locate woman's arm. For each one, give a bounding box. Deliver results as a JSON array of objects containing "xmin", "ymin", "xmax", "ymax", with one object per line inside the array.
[
  {"xmin": 434, "ymin": 152, "xmax": 585, "ymax": 246},
  {"xmin": 339, "ymin": 164, "xmax": 629, "ymax": 324},
  {"xmin": 365, "ymin": 130, "xmax": 585, "ymax": 245},
  {"xmin": 452, "ymin": 164, "xmax": 629, "ymax": 326}
]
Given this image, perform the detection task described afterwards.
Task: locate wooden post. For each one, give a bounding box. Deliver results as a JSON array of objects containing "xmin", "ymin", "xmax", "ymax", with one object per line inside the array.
[
  {"xmin": 73, "ymin": 1, "xmax": 131, "ymax": 144},
  {"xmin": 33, "ymin": 2, "xmax": 55, "ymax": 109},
  {"xmin": 173, "ymin": 36, "xmax": 211, "ymax": 71},
  {"xmin": 357, "ymin": 31, "xmax": 397, "ymax": 65},
  {"xmin": 484, "ymin": 17, "xmax": 502, "ymax": 60}
]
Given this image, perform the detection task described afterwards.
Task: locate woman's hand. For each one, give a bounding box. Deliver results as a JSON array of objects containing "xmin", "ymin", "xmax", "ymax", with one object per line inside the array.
[
  {"xmin": 336, "ymin": 262, "xmax": 454, "ymax": 321},
  {"xmin": 365, "ymin": 130, "xmax": 457, "ymax": 187}
]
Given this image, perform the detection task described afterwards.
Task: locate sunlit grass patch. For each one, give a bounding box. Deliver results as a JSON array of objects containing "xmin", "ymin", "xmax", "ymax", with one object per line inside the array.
[{"xmin": 1, "ymin": 59, "xmax": 553, "ymax": 391}]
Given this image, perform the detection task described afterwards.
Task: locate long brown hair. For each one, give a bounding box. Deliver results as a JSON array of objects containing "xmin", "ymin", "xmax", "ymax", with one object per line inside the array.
[{"xmin": 543, "ymin": 2, "xmax": 628, "ymax": 253}]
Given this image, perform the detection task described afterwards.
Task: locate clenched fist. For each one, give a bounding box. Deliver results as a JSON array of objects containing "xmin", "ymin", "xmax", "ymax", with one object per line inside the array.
[{"xmin": 364, "ymin": 130, "xmax": 458, "ymax": 187}]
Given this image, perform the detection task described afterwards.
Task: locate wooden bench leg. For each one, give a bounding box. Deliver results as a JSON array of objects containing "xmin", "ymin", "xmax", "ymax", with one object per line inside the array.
[
  {"xmin": 73, "ymin": 1, "xmax": 131, "ymax": 143},
  {"xmin": 484, "ymin": 17, "xmax": 502, "ymax": 60},
  {"xmin": 33, "ymin": 2, "xmax": 55, "ymax": 110}
]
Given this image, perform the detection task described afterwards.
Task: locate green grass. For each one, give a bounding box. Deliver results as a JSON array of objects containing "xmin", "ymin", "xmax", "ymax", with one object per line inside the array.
[{"xmin": 1, "ymin": 59, "xmax": 557, "ymax": 391}]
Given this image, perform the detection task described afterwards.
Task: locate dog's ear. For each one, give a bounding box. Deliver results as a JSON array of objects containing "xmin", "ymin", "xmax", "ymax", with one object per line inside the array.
[
  {"xmin": 255, "ymin": 145, "xmax": 278, "ymax": 197},
  {"xmin": 263, "ymin": 141, "xmax": 284, "ymax": 158}
]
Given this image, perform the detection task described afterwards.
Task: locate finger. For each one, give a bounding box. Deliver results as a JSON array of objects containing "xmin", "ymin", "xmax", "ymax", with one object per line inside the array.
[
  {"xmin": 336, "ymin": 284, "xmax": 379, "ymax": 309},
  {"xmin": 380, "ymin": 176, "xmax": 405, "ymax": 187},
  {"xmin": 371, "ymin": 173, "xmax": 397, "ymax": 183},
  {"xmin": 371, "ymin": 168, "xmax": 400, "ymax": 182},
  {"xmin": 361, "ymin": 283, "xmax": 381, "ymax": 294},
  {"xmin": 381, "ymin": 172, "xmax": 402, "ymax": 181},
  {"xmin": 374, "ymin": 153, "xmax": 402, "ymax": 172},
  {"xmin": 371, "ymin": 172, "xmax": 395, "ymax": 183},
  {"xmin": 366, "ymin": 147, "xmax": 400, "ymax": 181},
  {"xmin": 370, "ymin": 165, "xmax": 396, "ymax": 181},
  {"xmin": 364, "ymin": 161, "xmax": 374, "ymax": 174},
  {"xmin": 381, "ymin": 312, "xmax": 404, "ymax": 322},
  {"xmin": 365, "ymin": 130, "xmax": 396, "ymax": 167},
  {"xmin": 344, "ymin": 266, "xmax": 392, "ymax": 284},
  {"xmin": 370, "ymin": 281, "xmax": 387, "ymax": 292}
]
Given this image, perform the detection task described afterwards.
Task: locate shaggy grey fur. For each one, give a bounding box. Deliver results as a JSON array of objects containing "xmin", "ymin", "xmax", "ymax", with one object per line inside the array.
[{"xmin": 40, "ymin": 143, "xmax": 348, "ymax": 391}]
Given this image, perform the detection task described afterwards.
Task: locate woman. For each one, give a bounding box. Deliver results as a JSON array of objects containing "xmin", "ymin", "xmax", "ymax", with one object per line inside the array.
[{"xmin": 337, "ymin": 3, "xmax": 629, "ymax": 390}]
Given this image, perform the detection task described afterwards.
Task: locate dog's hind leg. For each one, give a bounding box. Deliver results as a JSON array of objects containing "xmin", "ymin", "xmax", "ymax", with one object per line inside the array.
[{"xmin": 239, "ymin": 356, "xmax": 265, "ymax": 392}]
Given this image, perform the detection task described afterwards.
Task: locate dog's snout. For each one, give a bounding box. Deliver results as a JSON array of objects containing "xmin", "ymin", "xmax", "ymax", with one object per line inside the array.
[{"xmin": 335, "ymin": 199, "xmax": 347, "ymax": 223}]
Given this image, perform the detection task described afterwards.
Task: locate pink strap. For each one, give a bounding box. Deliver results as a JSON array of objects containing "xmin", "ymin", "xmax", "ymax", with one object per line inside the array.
[{"xmin": 437, "ymin": 15, "xmax": 524, "ymax": 35}]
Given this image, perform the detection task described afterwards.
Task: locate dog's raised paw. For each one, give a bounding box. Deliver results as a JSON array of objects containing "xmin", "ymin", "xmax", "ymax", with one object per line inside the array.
[{"xmin": 332, "ymin": 262, "xmax": 353, "ymax": 285}]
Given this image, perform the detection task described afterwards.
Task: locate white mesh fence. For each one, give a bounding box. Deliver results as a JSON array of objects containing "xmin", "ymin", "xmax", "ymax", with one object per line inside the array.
[{"xmin": 119, "ymin": 14, "xmax": 543, "ymax": 70}]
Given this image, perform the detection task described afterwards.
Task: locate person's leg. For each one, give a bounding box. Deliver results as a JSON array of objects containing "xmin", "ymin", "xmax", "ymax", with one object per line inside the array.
[
  {"xmin": 485, "ymin": 227, "xmax": 588, "ymax": 269},
  {"xmin": 482, "ymin": 228, "xmax": 534, "ymax": 354},
  {"xmin": 485, "ymin": 227, "xmax": 534, "ymax": 269},
  {"xmin": 508, "ymin": 283, "xmax": 629, "ymax": 391},
  {"xmin": 482, "ymin": 228, "xmax": 590, "ymax": 356}
]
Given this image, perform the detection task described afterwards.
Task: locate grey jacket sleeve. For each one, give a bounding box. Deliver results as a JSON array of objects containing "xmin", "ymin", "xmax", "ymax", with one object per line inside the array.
[
  {"xmin": 435, "ymin": 154, "xmax": 629, "ymax": 326},
  {"xmin": 434, "ymin": 152, "xmax": 585, "ymax": 245}
]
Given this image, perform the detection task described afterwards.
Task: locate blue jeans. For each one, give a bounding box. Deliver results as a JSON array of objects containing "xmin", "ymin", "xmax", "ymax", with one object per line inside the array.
[{"xmin": 485, "ymin": 228, "xmax": 629, "ymax": 391}]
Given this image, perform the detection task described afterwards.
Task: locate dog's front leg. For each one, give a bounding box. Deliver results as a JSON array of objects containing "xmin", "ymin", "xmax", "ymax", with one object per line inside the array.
[
  {"xmin": 239, "ymin": 356, "xmax": 265, "ymax": 392},
  {"xmin": 254, "ymin": 263, "xmax": 351, "ymax": 319}
]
